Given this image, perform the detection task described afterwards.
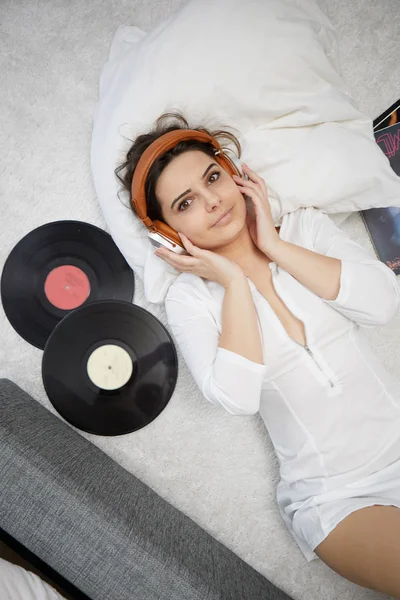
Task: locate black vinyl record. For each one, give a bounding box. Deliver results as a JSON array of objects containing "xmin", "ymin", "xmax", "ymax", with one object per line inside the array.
[
  {"xmin": 42, "ymin": 300, "xmax": 178, "ymax": 436},
  {"xmin": 1, "ymin": 221, "xmax": 134, "ymax": 349}
]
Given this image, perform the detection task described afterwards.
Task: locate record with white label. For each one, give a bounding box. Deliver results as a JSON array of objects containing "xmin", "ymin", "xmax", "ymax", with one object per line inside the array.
[
  {"xmin": 42, "ymin": 300, "xmax": 178, "ymax": 436},
  {"xmin": 1, "ymin": 221, "xmax": 134, "ymax": 349}
]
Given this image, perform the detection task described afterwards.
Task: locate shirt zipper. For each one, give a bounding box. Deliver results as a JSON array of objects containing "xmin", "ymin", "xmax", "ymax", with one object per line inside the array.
[
  {"xmin": 293, "ymin": 340, "xmax": 335, "ymax": 388},
  {"xmin": 266, "ymin": 267, "xmax": 336, "ymax": 389}
]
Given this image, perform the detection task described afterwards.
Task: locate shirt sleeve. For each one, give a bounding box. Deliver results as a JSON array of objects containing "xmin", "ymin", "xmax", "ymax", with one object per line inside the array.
[
  {"xmin": 305, "ymin": 207, "xmax": 400, "ymax": 327},
  {"xmin": 164, "ymin": 276, "xmax": 267, "ymax": 415}
]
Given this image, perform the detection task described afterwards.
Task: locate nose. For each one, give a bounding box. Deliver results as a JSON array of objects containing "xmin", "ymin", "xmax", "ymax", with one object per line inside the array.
[{"xmin": 203, "ymin": 187, "xmax": 221, "ymax": 211}]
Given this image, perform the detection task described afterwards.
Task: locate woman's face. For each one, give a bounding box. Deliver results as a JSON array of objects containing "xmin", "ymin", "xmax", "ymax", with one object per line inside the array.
[{"xmin": 155, "ymin": 150, "xmax": 247, "ymax": 250}]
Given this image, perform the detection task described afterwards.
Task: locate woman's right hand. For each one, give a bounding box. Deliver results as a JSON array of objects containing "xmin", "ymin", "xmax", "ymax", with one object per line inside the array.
[{"xmin": 154, "ymin": 232, "xmax": 245, "ymax": 289}]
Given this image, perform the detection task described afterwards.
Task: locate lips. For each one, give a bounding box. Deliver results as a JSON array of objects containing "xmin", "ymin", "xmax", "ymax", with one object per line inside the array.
[{"xmin": 213, "ymin": 208, "xmax": 232, "ymax": 227}]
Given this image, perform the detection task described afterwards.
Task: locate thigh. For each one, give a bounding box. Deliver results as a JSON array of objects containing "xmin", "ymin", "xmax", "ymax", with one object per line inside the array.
[{"xmin": 314, "ymin": 505, "xmax": 400, "ymax": 597}]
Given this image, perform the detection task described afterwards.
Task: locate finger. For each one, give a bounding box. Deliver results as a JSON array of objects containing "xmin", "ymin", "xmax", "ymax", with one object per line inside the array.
[
  {"xmin": 236, "ymin": 179, "xmax": 269, "ymax": 206},
  {"xmin": 236, "ymin": 183, "xmax": 264, "ymax": 205},
  {"xmin": 178, "ymin": 232, "xmax": 201, "ymax": 256},
  {"xmin": 239, "ymin": 188, "xmax": 265, "ymax": 219},
  {"xmin": 233, "ymin": 175, "xmax": 263, "ymax": 194},
  {"xmin": 242, "ymin": 162, "xmax": 262, "ymax": 180},
  {"xmin": 178, "ymin": 231, "xmax": 189, "ymax": 245},
  {"xmin": 155, "ymin": 249, "xmax": 198, "ymax": 268},
  {"xmin": 242, "ymin": 164, "xmax": 268, "ymax": 193}
]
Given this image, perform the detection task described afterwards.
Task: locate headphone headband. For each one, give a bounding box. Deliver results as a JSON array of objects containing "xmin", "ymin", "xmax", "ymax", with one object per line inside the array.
[{"xmin": 130, "ymin": 129, "xmax": 241, "ymax": 248}]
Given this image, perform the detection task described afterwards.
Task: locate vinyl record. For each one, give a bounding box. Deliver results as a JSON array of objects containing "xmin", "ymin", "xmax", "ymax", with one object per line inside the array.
[
  {"xmin": 42, "ymin": 300, "xmax": 178, "ymax": 436},
  {"xmin": 1, "ymin": 221, "xmax": 134, "ymax": 349}
]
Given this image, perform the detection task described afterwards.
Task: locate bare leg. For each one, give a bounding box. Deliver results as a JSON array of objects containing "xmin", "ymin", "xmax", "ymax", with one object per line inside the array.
[{"xmin": 314, "ymin": 505, "xmax": 400, "ymax": 598}]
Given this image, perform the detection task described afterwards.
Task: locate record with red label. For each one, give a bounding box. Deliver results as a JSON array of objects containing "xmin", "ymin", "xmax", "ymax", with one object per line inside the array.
[
  {"xmin": 1, "ymin": 221, "xmax": 134, "ymax": 349},
  {"xmin": 42, "ymin": 300, "xmax": 178, "ymax": 436}
]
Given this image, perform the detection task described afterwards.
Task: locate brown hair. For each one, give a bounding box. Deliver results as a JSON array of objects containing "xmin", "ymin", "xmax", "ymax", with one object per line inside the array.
[{"xmin": 114, "ymin": 111, "xmax": 242, "ymax": 223}]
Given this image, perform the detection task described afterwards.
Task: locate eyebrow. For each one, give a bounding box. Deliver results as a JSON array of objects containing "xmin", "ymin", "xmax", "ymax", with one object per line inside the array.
[{"xmin": 170, "ymin": 163, "xmax": 218, "ymax": 210}]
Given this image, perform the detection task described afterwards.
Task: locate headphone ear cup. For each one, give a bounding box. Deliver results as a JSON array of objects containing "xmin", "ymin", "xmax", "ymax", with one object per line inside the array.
[
  {"xmin": 228, "ymin": 155, "xmax": 244, "ymax": 177},
  {"xmin": 153, "ymin": 219, "xmax": 182, "ymax": 247}
]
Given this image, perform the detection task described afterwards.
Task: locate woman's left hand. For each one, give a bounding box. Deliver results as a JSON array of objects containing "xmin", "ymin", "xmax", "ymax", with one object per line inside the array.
[{"xmin": 233, "ymin": 163, "xmax": 281, "ymax": 256}]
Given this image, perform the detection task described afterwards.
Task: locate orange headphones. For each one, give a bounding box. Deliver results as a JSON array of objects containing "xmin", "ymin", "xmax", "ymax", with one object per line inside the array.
[{"xmin": 130, "ymin": 129, "xmax": 242, "ymax": 254}]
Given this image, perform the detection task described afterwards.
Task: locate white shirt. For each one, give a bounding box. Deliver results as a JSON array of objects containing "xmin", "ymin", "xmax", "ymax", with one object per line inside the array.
[{"xmin": 164, "ymin": 207, "xmax": 400, "ymax": 540}]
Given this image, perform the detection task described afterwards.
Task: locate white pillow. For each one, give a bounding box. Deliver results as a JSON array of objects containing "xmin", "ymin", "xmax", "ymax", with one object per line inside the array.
[
  {"xmin": 0, "ymin": 558, "xmax": 66, "ymax": 600},
  {"xmin": 90, "ymin": 0, "xmax": 400, "ymax": 304}
]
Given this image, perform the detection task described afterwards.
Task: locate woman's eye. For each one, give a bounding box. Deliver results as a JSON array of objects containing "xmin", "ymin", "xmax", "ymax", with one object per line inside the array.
[
  {"xmin": 177, "ymin": 172, "xmax": 220, "ymax": 211},
  {"xmin": 178, "ymin": 199, "xmax": 191, "ymax": 212},
  {"xmin": 209, "ymin": 171, "xmax": 220, "ymax": 183}
]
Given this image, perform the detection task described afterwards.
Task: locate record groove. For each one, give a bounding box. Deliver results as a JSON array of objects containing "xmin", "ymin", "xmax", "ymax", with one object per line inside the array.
[
  {"xmin": 1, "ymin": 221, "xmax": 135, "ymax": 348},
  {"xmin": 42, "ymin": 300, "xmax": 178, "ymax": 436}
]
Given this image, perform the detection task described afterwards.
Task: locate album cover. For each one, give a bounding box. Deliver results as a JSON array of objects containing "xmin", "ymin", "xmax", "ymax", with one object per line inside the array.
[
  {"xmin": 360, "ymin": 118, "xmax": 400, "ymax": 275},
  {"xmin": 373, "ymin": 98, "xmax": 400, "ymax": 132}
]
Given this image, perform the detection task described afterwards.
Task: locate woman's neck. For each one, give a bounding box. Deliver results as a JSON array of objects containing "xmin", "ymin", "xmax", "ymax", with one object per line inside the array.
[{"xmin": 213, "ymin": 224, "xmax": 273, "ymax": 274}]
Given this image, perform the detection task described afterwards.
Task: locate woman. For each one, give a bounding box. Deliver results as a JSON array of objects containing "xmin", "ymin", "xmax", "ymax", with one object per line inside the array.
[{"xmin": 116, "ymin": 112, "xmax": 400, "ymax": 596}]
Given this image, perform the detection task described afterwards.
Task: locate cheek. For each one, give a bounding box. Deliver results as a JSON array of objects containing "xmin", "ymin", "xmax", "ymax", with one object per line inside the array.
[
  {"xmin": 232, "ymin": 188, "xmax": 247, "ymax": 214},
  {"xmin": 166, "ymin": 210, "xmax": 204, "ymax": 239},
  {"xmin": 182, "ymin": 214, "xmax": 207, "ymax": 238},
  {"xmin": 228, "ymin": 180, "xmax": 245, "ymax": 203}
]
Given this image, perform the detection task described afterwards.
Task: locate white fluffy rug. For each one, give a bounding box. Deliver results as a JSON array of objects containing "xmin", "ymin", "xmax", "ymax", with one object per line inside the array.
[{"xmin": 1, "ymin": 1, "xmax": 399, "ymax": 599}]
